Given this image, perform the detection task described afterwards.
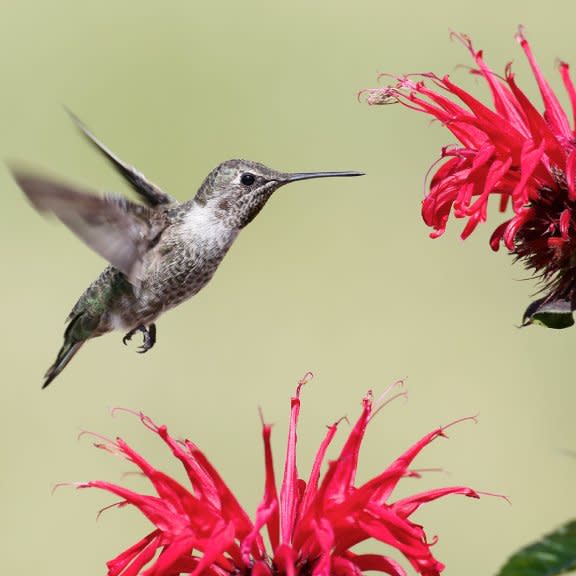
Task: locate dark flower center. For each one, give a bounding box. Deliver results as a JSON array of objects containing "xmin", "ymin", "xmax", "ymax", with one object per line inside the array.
[{"xmin": 514, "ymin": 176, "xmax": 576, "ymax": 306}]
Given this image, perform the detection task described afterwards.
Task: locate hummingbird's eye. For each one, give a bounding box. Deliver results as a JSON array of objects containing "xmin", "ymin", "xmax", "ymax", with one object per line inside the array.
[{"xmin": 240, "ymin": 173, "xmax": 256, "ymax": 187}]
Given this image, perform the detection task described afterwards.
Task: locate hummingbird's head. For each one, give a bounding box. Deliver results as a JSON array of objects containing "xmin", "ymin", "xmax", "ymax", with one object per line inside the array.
[{"xmin": 194, "ymin": 159, "xmax": 363, "ymax": 229}]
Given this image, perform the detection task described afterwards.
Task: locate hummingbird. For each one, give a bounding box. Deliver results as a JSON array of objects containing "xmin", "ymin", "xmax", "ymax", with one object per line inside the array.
[{"xmin": 13, "ymin": 114, "xmax": 363, "ymax": 388}]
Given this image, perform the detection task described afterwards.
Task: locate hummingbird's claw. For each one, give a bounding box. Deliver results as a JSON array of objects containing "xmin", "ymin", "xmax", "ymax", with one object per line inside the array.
[
  {"xmin": 137, "ymin": 323, "xmax": 156, "ymax": 353},
  {"xmin": 123, "ymin": 323, "xmax": 156, "ymax": 352},
  {"xmin": 122, "ymin": 325, "xmax": 142, "ymax": 345}
]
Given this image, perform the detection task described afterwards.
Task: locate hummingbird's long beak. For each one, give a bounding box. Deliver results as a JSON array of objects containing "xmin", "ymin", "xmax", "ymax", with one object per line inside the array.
[{"xmin": 285, "ymin": 170, "xmax": 364, "ymax": 182}]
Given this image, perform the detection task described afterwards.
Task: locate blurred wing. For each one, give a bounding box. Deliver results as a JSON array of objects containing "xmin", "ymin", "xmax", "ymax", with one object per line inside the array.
[
  {"xmin": 13, "ymin": 171, "xmax": 157, "ymax": 285},
  {"xmin": 67, "ymin": 110, "xmax": 175, "ymax": 207}
]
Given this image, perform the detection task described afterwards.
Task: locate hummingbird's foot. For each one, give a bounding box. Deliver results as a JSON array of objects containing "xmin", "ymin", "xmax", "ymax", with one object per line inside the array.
[
  {"xmin": 137, "ymin": 323, "xmax": 156, "ymax": 354},
  {"xmin": 122, "ymin": 325, "xmax": 144, "ymax": 346},
  {"xmin": 122, "ymin": 323, "xmax": 156, "ymax": 353}
]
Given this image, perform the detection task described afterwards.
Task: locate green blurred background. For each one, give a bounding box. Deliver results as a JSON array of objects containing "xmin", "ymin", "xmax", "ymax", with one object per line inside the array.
[{"xmin": 1, "ymin": 0, "xmax": 575, "ymax": 574}]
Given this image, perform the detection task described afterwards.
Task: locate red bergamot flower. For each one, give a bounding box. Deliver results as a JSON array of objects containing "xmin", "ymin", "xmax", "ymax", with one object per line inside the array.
[
  {"xmin": 69, "ymin": 376, "xmax": 493, "ymax": 576},
  {"xmin": 362, "ymin": 30, "xmax": 576, "ymax": 328}
]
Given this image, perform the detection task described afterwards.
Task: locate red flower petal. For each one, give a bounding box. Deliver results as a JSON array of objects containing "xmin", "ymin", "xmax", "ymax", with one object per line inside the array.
[
  {"xmin": 280, "ymin": 379, "xmax": 305, "ymax": 544},
  {"xmin": 516, "ymin": 29, "xmax": 572, "ymax": 139},
  {"xmin": 106, "ymin": 531, "xmax": 161, "ymax": 576}
]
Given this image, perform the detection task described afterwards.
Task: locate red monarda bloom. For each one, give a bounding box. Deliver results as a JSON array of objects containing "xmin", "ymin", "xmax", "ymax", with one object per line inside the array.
[
  {"xmin": 363, "ymin": 31, "xmax": 576, "ymax": 328},
  {"xmin": 71, "ymin": 378, "xmax": 487, "ymax": 576}
]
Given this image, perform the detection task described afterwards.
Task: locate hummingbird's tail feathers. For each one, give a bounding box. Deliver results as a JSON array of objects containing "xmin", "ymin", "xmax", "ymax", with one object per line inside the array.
[
  {"xmin": 43, "ymin": 340, "xmax": 85, "ymax": 389},
  {"xmin": 65, "ymin": 109, "xmax": 176, "ymax": 207}
]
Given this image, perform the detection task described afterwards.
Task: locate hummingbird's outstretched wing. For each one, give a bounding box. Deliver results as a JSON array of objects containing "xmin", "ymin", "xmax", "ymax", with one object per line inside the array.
[
  {"xmin": 13, "ymin": 171, "xmax": 162, "ymax": 285},
  {"xmin": 67, "ymin": 110, "xmax": 175, "ymax": 208}
]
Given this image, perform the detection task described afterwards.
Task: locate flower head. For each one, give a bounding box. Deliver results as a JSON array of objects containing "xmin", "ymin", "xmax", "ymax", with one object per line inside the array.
[
  {"xmin": 72, "ymin": 377, "xmax": 488, "ymax": 576},
  {"xmin": 363, "ymin": 30, "xmax": 576, "ymax": 328}
]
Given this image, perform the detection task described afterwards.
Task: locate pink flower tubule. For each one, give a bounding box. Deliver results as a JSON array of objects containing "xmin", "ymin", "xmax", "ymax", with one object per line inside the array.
[
  {"xmin": 72, "ymin": 377, "xmax": 494, "ymax": 576},
  {"xmin": 363, "ymin": 30, "xmax": 576, "ymax": 328}
]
